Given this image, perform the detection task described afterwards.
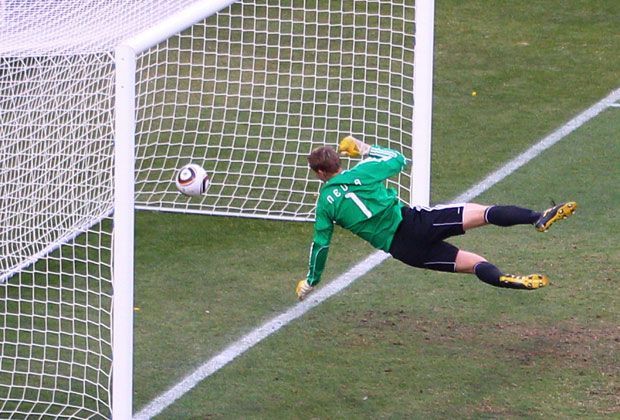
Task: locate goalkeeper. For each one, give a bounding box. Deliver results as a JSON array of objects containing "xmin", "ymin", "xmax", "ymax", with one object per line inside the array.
[{"xmin": 295, "ymin": 136, "xmax": 577, "ymax": 300}]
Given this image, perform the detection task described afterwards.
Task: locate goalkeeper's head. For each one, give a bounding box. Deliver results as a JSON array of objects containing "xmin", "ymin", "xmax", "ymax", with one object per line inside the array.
[{"xmin": 308, "ymin": 146, "xmax": 341, "ymax": 181}]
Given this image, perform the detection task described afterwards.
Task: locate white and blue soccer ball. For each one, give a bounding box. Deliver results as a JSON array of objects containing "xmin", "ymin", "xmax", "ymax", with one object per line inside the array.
[{"xmin": 175, "ymin": 163, "xmax": 209, "ymax": 197}]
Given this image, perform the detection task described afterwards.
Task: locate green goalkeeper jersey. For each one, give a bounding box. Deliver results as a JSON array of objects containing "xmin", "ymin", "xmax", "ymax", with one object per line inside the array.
[{"xmin": 306, "ymin": 146, "xmax": 408, "ymax": 286}]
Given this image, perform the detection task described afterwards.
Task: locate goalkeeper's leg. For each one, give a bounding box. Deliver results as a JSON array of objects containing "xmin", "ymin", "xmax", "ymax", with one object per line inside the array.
[
  {"xmin": 462, "ymin": 203, "xmax": 541, "ymax": 230},
  {"xmin": 463, "ymin": 202, "xmax": 577, "ymax": 232},
  {"xmin": 456, "ymin": 250, "xmax": 548, "ymax": 290},
  {"xmin": 389, "ymin": 205, "xmax": 552, "ymax": 290},
  {"xmin": 393, "ymin": 238, "xmax": 549, "ymax": 290}
]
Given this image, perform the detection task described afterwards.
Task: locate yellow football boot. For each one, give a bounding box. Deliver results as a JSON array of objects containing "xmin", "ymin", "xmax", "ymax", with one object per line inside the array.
[
  {"xmin": 499, "ymin": 274, "xmax": 549, "ymax": 290},
  {"xmin": 535, "ymin": 201, "xmax": 577, "ymax": 232}
]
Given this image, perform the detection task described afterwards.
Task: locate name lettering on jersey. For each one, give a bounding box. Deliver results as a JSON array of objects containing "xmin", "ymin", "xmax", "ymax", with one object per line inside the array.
[{"xmin": 326, "ymin": 179, "xmax": 362, "ymax": 204}]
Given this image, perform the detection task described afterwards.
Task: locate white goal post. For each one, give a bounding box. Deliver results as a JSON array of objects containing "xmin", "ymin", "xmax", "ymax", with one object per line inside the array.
[{"xmin": 0, "ymin": 0, "xmax": 434, "ymax": 418}]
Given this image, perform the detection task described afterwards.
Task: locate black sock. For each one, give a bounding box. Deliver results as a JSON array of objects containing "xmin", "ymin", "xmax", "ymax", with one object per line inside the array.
[
  {"xmin": 474, "ymin": 261, "xmax": 504, "ymax": 287},
  {"xmin": 484, "ymin": 205, "xmax": 540, "ymax": 227}
]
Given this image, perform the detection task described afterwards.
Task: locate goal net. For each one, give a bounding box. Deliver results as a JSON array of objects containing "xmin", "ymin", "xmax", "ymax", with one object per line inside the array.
[
  {"xmin": 0, "ymin": 0, "xmax": 431, "ymax": 417},
  {"xmin": 134, "ymin": 2, "xmax": 417, "ymax": 220}
]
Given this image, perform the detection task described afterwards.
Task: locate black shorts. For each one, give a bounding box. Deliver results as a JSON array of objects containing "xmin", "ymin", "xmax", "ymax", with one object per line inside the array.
[{"xmin": 388, "ymin": 204, "xmax": 466, "ymax": 272}]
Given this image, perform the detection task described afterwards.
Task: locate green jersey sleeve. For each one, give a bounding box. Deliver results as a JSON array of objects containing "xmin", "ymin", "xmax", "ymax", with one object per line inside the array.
[
  {"xmin": 306, "ymin": 205, "xmax": 333, "ymax": 286},
  {"xmin": 356, "ymin": 146, "xmax": 408, "ymax": 181}
]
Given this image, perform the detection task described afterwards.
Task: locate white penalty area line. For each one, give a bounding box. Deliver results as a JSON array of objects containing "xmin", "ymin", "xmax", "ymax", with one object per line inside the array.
[
  {"xmin": 457, "ymin": 87, "xmax": 620, "ymax": 203},
  {"xmin": 134, "ymin": 87, "xmax": 620, "ymax": 420}
]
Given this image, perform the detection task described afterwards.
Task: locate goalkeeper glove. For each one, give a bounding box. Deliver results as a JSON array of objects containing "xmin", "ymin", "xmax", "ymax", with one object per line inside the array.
[
  {"xmin": 296, "ymin": 279, "xmax": 314, "ymax": 301},
  {"xmin": 338, "ymin": 135, "xmax": 371, "ymax": 158}
]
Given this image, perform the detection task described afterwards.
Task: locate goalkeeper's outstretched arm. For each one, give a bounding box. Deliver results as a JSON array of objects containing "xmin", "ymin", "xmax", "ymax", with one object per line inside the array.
[
  {"xmin": 338, "ymin": 136, "xmax": 408, "ymax": 182},
  {"xmin": 296, "ymin": 241, "xmax": 329, "ymax": 300},
  {"xmin": 296, "ymin": 207, "xmax": 333, "ymax": 300}
]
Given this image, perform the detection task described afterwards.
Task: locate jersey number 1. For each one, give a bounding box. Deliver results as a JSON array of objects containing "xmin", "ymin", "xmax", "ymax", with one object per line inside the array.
[{"xmin": 345, "ymin": 192, "xmax": 372, "ymax": 218}]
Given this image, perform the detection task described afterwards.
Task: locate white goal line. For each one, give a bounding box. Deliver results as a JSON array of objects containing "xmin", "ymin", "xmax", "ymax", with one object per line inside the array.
[{"xmin": 133, "ymin": 86, "xmax": 620, "ymax": 420}]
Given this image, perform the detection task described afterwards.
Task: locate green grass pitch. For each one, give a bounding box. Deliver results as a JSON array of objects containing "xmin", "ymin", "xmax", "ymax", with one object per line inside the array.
[{"xmin": 132, "ymin": 0, "xmax": 620, "ymax": 418}]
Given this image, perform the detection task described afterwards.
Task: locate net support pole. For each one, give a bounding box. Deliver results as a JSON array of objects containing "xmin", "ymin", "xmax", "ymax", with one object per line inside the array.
[
  {"xmin": 411, "ymin": 0, "xmax": 435, "ymax": 207},
  {"xmin": 112, "ymin": 44, "xmax": 136, "ymax": 420}
]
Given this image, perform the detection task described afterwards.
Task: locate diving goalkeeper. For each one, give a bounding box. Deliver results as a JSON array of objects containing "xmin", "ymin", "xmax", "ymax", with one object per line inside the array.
[{"xmin": 295, "ymin": 136, "xmax": 577, "ymax": 300}]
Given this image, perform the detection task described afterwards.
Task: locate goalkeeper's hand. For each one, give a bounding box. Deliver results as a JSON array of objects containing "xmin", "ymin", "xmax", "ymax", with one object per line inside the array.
[
  {"xmin": 338, "ymin": 135, "xmax": 371, "ymax": 158},
  {"xmin": 296, "ymin": 279, "xmax": 314, "ymax": 301}
]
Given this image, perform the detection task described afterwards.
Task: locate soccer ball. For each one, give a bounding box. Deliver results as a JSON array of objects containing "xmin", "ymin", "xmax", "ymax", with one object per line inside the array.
[{"xmin": 175, "ymin": 163, "xmax": 209, "ymax": 197}]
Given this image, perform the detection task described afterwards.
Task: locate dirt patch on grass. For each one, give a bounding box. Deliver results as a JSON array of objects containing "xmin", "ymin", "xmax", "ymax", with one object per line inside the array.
[
  {"xmin": 345, "ymin": 309, "xmax": 619, "ymax": 414},
  {"xmin": 351, "ymin": 309, "xmax": 618, "ymax": 368},
  {"xmin": 491, "ymin": 321, "xmax": 618, "ymax": 370}
]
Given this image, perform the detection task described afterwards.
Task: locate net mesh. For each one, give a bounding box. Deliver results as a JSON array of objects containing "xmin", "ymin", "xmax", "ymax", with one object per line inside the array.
[
  {"xmin": 0, "ymin": 53, "xmax": 116, "ymax": 417},
  {"xmin": 134, "ymin": 1, "xmax": 415, "ymax": 220},
  {"xmin": 0, "ymin": 0, "xmax": 416, "ymax": 416},
  {"xmin": 1, "ymin": 1, "xmax": 208, "ymax": 416}
]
